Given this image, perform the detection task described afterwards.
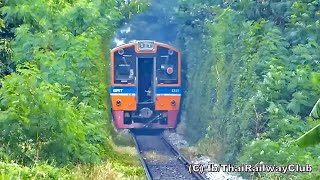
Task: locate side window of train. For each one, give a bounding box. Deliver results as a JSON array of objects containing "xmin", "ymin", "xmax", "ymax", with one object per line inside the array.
[
  {"xmin": 157, "ymin": 55, "xmax": 178, "ymax": 84},
  {"xmin": 114, "ymin": 56, "xmax": 135, "ymax": 84}
]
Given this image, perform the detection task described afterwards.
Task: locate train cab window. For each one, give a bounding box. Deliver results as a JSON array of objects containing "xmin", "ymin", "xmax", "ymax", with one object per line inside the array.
[
  {"xmin": 156, "ymin": 56, "xmax": 178, "ymax": 84},
  {"xmin": 114, "ymin": 57, "xmax": 135, "ymax": 84}
]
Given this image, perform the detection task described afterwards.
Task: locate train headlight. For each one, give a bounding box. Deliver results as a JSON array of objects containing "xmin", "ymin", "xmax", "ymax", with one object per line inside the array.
[
  {"xmin": 147, "ymin": 42, "xmax": 153, "ymax": 48},
  {"xmin": 138, "ymin": 42, "xmax": 145, "ymax": 49},
  {"xmin": 137, "ymin": 41, "xmax": 155, "ymax": 51},
  {"xmin": 116, "ymin": 99, "xmax": 121, "ymax": 106},
  {"xmin": 170, "ymin": 100, "xmax": 176, "ymax": 106}
]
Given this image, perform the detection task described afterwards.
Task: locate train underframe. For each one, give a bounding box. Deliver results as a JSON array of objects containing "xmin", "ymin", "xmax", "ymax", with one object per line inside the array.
[{"xmin": 112, "ymin": 110, "xmax": 179, "ymax": 129}]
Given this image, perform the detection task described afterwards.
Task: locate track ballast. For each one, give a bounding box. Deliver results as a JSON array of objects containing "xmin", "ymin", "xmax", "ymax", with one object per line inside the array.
[{"xmin": 131, "ymin": 130, "xmax": 207, "ymax": 180}]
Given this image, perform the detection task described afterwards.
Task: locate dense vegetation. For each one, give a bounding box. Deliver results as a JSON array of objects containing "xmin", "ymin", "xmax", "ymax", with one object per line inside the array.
[
  {"xmin": 0, "ymin": 0, "xmax": 147, "ymax": 179},
  {"xmin": 176, "ymin": 0, "xmax": 320, "ymax": 179},
  {"xmin": 1, "ymin": 0, "xmax": 320, "ymax": 179}
]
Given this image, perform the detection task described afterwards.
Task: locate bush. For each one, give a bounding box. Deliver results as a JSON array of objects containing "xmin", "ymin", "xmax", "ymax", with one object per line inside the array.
[
  {"xmin": 0, "ymin": 161, "xmax": 70, "ymax": 179},
  {"xmin": 0, "ymin": 63, "xmax": 106, "ymax": 165},
  {"xmin": 239, "ymin": 138, "xmax": 320, "ymax": 179}
]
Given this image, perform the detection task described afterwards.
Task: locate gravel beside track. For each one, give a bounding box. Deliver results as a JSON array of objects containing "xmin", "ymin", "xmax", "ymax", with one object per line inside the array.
[{"xmin": 163, "ymin": 131, "xmax": 246, "ymax": 180}]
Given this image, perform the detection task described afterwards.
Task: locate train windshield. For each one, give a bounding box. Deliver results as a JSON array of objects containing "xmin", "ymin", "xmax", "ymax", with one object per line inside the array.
[
  {"xmin": 114, "ymin": 57, "xmax": 135, "ymax": 84},
  {"xmin": 156, "ymin": 55, "xmax": 178, "ymax": 84}
]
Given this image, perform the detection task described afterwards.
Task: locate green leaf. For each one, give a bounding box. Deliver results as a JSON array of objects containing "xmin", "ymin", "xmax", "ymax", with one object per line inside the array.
[{"xmin": 296, "ymin": 124, "xmax": 320, "ymax": 147}]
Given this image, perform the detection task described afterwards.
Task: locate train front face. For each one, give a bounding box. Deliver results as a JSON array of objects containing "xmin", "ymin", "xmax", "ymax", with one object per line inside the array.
[{"xmin": 110, "ymin": 40, "xmax": 181, "ymax": 129}]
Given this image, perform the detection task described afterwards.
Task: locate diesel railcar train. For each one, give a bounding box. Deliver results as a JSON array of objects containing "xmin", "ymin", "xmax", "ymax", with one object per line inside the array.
[{"xmin": 110, "ymin": 40, "xmax": 181, "ymax": 129}]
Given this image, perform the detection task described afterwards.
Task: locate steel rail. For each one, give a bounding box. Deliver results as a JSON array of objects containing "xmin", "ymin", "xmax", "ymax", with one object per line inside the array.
[{"xmin": 131, "ymin": 132, "xmax": 153, "ymax": 180}]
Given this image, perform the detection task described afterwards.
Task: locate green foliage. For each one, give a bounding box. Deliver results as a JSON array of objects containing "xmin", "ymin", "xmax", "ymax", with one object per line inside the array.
[
  {"xmin": 0, "ymin": 161, "xmax": 70, "ymax": 179},
  {"xmin": 0, "ymin": 160, "xmax": 145, "ymax": 179},
  {"xmin": 310, "ymin": 97, "xmax": 320, "ymax": 119},
  {"xmin": 0, "ymin": 63, "xmax": 106, "ymax": 165},
  {"xmin": 176, "ymin": 0, "xmax": 320, "ymax": 178},
  {"xmin": 117, "ymin": 0, "xmax": 149, "ymax": 21},
  {"xmin": 295, "ymin": 96, "xmax": 320, "ymax": 148},
  {"xmin": 0, "ymin": 15, "xmax": 14, "ymax": 78},
  {"xmin": 0, "ymin": 0, "xmax": 148, "ymax": 177},
  {"xmin": 296, "ymin": 123, "xmax": 320, "ymax": 147},
  {"xmin": 239, "ymin": 138, "xmax": 320, "ymax": 179},
  {"xmin": 0, "ymin": 37, "xmax": 13, "ymax": 78}
]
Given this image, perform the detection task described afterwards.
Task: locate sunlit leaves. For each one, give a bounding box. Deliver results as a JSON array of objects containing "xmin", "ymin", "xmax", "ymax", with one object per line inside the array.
[
  {"xmin": 117, "ymin": 0, "xmax": 149, "ymax": 20},
  {"xmin": 0, "ymin": 161, "xmax": 70, "ymax": 179},
  {"xmin": 0, "ymin": 0, "xmax": 147, "ymax": 167}
]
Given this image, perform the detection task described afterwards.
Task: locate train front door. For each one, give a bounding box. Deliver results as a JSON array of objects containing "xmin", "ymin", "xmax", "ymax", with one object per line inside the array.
[{"xmin": 137, "ymin": 57, "xmax": 155, "ymax": 103}]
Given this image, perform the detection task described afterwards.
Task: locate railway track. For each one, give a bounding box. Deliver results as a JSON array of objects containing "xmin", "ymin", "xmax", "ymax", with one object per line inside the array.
[{"xmin": 131, "ymin": 130, "xmax": 208, "ymax": 180}]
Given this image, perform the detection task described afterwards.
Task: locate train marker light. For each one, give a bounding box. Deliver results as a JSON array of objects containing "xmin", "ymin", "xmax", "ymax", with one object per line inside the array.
[
  {"xmin": 118, "ymin": 49, "xmax": 124, "ymax": 55},
  {"xmin": 167, "ymin": 67, "xmax": 173, "ymax": 74},
  {"xmin": 171, "ymin": 100, "xmax": 176, "ymax": 106}
]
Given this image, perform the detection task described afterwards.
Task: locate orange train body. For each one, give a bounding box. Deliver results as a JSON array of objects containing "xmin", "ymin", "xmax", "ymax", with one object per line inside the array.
[
  {"xmin": 110, "ymin": 95, "xmax": 136, "ymax": 111},
  {"xmin": 110, "ymin": 40, "xmax": 181, "ymax": 129},
  {"xmin": 155, "ymin": 95, "xmax": 181, "ymax": 111}
]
